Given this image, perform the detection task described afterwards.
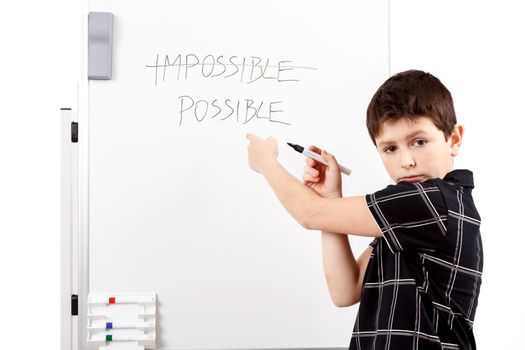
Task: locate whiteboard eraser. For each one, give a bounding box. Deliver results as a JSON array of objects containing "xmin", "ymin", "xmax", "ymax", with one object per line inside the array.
[{"xmin": 88, "ymin": 12, "xmax": 113, "ymax": 80}]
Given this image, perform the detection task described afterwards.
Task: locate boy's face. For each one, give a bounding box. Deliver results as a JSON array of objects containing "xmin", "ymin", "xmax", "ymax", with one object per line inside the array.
[{"xmin": 374, "ymin": 116, "xmax": 463, "ymax": 183}]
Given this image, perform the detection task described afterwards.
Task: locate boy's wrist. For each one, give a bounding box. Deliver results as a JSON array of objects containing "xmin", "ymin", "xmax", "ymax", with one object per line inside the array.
[{"xmin": 260, "ymin": 158, "xmax": 280, "ymax": 176}]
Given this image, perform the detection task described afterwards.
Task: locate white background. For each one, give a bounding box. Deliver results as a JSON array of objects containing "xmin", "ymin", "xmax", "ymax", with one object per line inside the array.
[
  {"xmin": 390, "ymin": 2, "xmax": 525, "ymax": 349},
  {"xmin": 0, "ymin": 1, "xmax": 523, "ymax": 349}
]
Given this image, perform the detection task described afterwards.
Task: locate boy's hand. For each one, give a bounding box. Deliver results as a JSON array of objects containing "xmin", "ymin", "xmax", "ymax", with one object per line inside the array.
[
  {"xmin": 303, "ymin": 145, "xmax": 342, "ymax": 198},
  {"xmin": 246, "ymin": 134, "xmax": 279, "ymax": 174}
]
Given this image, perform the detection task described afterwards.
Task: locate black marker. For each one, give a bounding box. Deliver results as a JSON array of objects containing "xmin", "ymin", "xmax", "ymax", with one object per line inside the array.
[{"xmin": 287, "ymin": 143, "xmax": 352, "ymax": 176}]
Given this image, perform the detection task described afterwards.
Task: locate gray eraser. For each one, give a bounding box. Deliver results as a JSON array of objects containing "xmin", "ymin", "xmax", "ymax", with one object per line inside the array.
[{"xmin": 88, "ymin": 12, "xmax": 113, "ymax": 80}]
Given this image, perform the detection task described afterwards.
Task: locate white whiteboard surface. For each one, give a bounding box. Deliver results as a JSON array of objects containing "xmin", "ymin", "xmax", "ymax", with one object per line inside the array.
[{"xmin": 82, "ymin": 1, "xmax": 390, "ymax": 349}]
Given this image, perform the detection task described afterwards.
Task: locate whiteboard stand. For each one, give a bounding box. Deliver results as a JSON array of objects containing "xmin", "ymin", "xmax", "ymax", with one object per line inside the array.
[
  {"xmin": 61, "ymin": 107, "xmax": 80, "ymax": 350},
  {"xmin": 86, "ymin": 294, "xmax": 157, "ymax": 350}
]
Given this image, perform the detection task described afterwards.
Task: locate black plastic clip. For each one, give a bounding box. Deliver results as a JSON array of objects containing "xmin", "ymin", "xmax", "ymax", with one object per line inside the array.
[
  {"xmin": 71, "ymin": 294, "xmax": 78, "ymax": 316},
  {"xmin": 71, "ymin": 122, "xmax": 78, "ymax": 143}
]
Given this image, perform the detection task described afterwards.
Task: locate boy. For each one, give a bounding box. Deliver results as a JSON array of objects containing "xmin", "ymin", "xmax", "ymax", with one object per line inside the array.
[{"xmin": 246, "ymin": 70, "xmax": 483, "ymax": 349}]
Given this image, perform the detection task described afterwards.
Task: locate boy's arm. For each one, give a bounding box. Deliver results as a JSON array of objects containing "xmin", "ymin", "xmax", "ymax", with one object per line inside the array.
[
  {"xmin": 322, "ymin": 232, "xmax": 373, "ymax": 307},
  {"xmin": 246, "ymin": 134, "xmax": 382, "ymax": 237},
  {"xmin": 247, "ymin": 135, "xmax": 378, "ymax": 306},
  {"xmin": 262, "ymin": 160, "xmax": 382, "ymax": 237},
  {"xmin": 299, "ymin": 144, "xmax": 374, "ymax": 307}
]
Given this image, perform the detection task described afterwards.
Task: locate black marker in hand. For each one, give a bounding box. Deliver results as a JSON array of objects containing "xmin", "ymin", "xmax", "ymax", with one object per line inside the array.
[{"xmin": 287, "ymin": 143, "xmax": 352, "ymax": 176}]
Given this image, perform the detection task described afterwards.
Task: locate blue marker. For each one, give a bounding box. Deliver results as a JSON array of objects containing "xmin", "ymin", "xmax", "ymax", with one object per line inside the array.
[{"xmin": 287, "ymin": 142, "xmax": 352, "ymax": 176}]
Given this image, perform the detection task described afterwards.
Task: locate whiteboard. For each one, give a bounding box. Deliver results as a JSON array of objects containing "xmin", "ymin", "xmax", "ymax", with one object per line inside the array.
[{"xmin": 82, "ymin": 1, "xmax": 390, "ymax": 349}]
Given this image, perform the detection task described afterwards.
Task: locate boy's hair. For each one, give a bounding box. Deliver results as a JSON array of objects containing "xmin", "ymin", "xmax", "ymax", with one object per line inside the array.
[{"xmin": 366, "ymin": 70, "xmax": 457, "ymax": 145}]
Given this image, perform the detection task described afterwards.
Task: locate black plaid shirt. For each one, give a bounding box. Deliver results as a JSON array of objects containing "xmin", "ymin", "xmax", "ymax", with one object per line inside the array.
[{"xmin": 349, "ymin": 169, "xmax": 483, "ymax": 350}]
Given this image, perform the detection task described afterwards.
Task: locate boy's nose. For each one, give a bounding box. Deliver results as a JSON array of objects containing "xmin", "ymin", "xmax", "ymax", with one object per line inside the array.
[{"xmin": 400, "ymin": 152, "xmax": 416, "ymax": 169}]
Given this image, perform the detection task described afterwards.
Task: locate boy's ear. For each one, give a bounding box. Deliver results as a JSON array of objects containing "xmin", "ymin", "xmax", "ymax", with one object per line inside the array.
[{"xmin": 449, "ymin": 124, "xmax": 464, "ymax": 157}]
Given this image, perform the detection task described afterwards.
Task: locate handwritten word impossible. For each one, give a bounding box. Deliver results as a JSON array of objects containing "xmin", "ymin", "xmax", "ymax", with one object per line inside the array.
[{"xmin": 146, "ymin": 53, "xmax": 317, "ymax": 85}]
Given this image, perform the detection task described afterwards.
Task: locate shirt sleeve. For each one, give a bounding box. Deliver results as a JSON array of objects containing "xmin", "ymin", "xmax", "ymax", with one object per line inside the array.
[{"xmin": 365, "ymin": 180, "xmax": 448, "ymax": 253}]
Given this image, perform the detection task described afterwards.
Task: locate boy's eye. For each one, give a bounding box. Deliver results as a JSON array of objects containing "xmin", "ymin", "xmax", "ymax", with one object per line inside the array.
[
  {"xmin": 413, "ymin": 139, "xmax": 427, "ymax": 147},
  {"xmin": 383, "ymin": 146, "xmax": 396, "ymax": 153}
]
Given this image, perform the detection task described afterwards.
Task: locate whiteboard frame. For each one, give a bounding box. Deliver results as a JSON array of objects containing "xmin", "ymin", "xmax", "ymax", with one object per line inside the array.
[
  {"xmin": 61, "ymin": 105, "xmax": 81, "ymax": 350},
  {"xmin": 61, "ymin": 108, "xmax": 74, "ymax": 350}
]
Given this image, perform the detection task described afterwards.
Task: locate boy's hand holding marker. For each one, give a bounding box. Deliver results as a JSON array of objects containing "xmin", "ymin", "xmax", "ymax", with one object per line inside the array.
[{"xmin": 302, "ymin": 145, "xmax": 342, "ymax": 199}]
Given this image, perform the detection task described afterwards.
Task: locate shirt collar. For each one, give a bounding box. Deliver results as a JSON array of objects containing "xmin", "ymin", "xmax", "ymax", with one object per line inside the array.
[{"xmin": 443, "ymin": 169, "xmax": 474, "ymax": 188}]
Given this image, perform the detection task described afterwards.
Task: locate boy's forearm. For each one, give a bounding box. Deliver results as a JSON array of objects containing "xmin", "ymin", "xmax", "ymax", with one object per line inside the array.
[
  {"xmin": 322, "ymin": 231, "xmax": 360, "ymax": 306},
  {"xmin": 261, "ymin": 160, "xmax": 322, "ymax": 228}
]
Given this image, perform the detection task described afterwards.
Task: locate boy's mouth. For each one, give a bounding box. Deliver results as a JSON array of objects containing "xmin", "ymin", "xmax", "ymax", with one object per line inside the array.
[{"xmin": 399, "ymin": 175, "xmax": 424, "ymax": 183}]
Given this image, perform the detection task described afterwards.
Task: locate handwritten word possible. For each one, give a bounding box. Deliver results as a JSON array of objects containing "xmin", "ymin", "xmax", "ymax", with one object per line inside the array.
[
  {"xmin": 178, "ymin": 96, "xmax": 289, "ymax": 126},
  {"xmin": 147, "ymin": 54, "xmax": 317, "ymax": 85}
]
